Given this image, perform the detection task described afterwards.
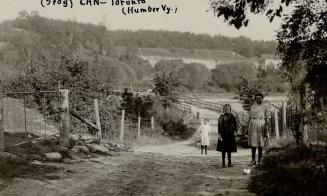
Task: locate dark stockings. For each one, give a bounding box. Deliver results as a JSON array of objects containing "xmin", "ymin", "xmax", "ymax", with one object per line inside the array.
[
  {"xmin": 222, "ymin": 151, "xmax": 232, "ymax": 166},
  {"xmin": 251, "ymin": 147, "xmax": 263, "ymax": 162},
  {"xmin": 201, "ymin": 145, "xmax": 208, "ymax": 155}
]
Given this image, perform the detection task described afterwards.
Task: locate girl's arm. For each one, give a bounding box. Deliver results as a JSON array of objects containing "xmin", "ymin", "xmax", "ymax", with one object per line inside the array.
[
  {"xmin": 218, "ymin": 116, "xmax": 223, "ymax": 141},
  {"xmin": 233, "ymin": 115, "xmax": 238, "ymax": 135}
]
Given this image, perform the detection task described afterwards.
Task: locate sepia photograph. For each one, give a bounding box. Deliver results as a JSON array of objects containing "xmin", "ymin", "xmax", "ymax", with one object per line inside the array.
[{"xmin": 0, "ymin": 0, "xmax": 326, "ymax": 195}]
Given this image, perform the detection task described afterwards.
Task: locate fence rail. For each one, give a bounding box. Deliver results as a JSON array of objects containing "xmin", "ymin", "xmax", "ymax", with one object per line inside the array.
[{"xmin": 178, "ymin": 96, "xmax": 242, "ymax": 128}]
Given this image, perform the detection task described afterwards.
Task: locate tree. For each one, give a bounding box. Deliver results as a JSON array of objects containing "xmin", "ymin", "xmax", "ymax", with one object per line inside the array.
[
  {"xmin": 209, "ymin": 0, "xmax": 326, "ymax": 97},
  {"xmin": 209, "ymin": 0, "xmax": 294, "ymax": 29},
  {"xmin": 235, "ymin": 77, "xmax": 268, "ymax": 112},
  {"xmin": 18, "ymin": 10, "xmax": 29, "ymax": 19},
  {"xmin": 210, "ymin": 0, "xmax": 327, "ymax": 142},
  {"xmin": 211, "ymin": 62, "xmax": 257, "ymax": 92},
  {"xmin": 152, "ymin": 72, "xmax": 180, "ymax": 108},
  {"xmin": 155, "ymin": 60, "xmax": 212, "ymax": 92}
]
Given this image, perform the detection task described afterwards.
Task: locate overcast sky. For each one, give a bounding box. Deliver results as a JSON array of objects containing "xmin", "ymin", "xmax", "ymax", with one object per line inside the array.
[{"xmin": 0, "ymin": 0, "xmax": 288, "ymax": 41}]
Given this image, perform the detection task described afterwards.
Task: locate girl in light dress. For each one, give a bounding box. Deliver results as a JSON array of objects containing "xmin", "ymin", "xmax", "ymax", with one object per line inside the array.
[
  {"xmin": 248, "ymin": 93, "xmax": 269, "ymax": 165},
  {"xmin": 198, "ymin": 118, "xmax": 211, "ymax": 155}
]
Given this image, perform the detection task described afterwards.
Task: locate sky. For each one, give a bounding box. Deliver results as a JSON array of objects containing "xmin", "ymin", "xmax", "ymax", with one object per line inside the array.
[{"xmin": 0, "ymin": 0, "xmax": 288, "ymax": 41}]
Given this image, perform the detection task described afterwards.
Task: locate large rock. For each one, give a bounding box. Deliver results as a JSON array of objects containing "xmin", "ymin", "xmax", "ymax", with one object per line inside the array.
[
  {"xmin": 44, "ymin": 152, "xmax": 62, "ymax": 162},
  {"xmin": 0, "ymin": 152, "xmax": 18, "ymax": 161},
  {"xmin": 87, "ymin": 144, "xmax": 109, "ymax": 154},
  {"xmin": 72, "ymin": 146, "xmax": 90, "ymax": 154},
  {"xmin": 67, "ymin": 146, "xmax": 90, "ymax": 160},
  {"xmin": 53, "ymin": 146, "xmax": 69, "ymax": 156},
  {"xmin": 29, "ymin": 154, "xmax": 42, "ymax": 161}
]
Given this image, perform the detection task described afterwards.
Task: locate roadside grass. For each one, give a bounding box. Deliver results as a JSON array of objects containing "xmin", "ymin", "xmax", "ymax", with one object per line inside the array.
[
  {"xmin": 0, "ymin": 157, "xmax": 60, "ymax": 179},
  {"xmin": 134, "ymin": 135, "xmax": 174, "ymax": 146},
  {"xmin": 248, "ymin": 144, "xmax": 327, "ymax": 196}
]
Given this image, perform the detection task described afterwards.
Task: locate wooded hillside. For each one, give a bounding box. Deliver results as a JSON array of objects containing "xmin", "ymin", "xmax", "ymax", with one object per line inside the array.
[{"xmin": 0, "ymin": 12, "xmax": 283, "ymax": 93}]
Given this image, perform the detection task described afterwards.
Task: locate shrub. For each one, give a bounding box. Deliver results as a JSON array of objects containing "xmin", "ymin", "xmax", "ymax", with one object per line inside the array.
[
  {"xmin": 150, "ymin": 101, "xmax": 191, "ymax": 139},
  {"xmin": 249, "ymin": 144, "xmax": 327, "ymax": 196}
]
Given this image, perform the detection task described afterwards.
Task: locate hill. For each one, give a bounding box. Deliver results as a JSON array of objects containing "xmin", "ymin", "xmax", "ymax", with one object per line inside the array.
[
  {"xmin": 0, "ymin": 11, "xmax": 281, "ymax": 94},
  {"xmin": 110, "ymin": 30, "xmax": 277, "ymax": 58},
  {"xmin": 0, "ymin": 14, "xmax": 153, "ymax": 85}
]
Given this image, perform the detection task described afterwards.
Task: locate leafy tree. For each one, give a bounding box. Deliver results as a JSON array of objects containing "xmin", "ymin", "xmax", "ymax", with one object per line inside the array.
[
  {"xmin": 257, "ymin": 67, "xmax": 288, "ymax": 93},
  {"xmin": 209, "ymin": 0, "xmax": 326, "ymax": 98},
  {"xmin": 155, "ymin": 60, "xmax": 211, "ymax": 92},
  {"xmin": 236, "ymin": 77, "xmax": 268, "ymax": 112},
  {"xmin": 211, "ymin": 62, "xmax": 257, "ymax": 91},
  {"xmin": 209, "ymin": 0, "xmax": 327, "ymax": 142},
  {"xmin": 152, "ymin": 72, "xmax": 180, "ymax": 108},
  {"xmin": 209, "ymin": 0, "xmax": 292, "ymax": 29}
]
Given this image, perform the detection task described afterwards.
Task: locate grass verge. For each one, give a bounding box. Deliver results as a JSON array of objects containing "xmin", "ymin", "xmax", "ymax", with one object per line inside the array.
[{"xmin": 248, "ymin": 144, "xmax": 327, "ymax": 196}]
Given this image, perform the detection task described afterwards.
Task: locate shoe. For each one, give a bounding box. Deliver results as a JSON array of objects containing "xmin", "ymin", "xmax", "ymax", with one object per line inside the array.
[
  {"xmin": 249, "ymin": 160, "xmax": 256, "ymax": 166},
  {"xmin": 228, "ymin": 164, "xmax": 233, "ymax": 167}
]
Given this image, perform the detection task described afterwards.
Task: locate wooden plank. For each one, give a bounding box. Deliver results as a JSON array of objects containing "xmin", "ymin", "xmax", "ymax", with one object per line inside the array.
[
  {"xmin": 137, "ymin": 116, "xmax": 141, "ymax": 138},
  {"xmin": 59, "ymin": 89, "xmax": 70, "ymax": 146},
  {"xmin": 274, "ymin": 109, "xmax": 280, "ymax": 138},
  {"xmin": 70, "ymin": 110, "xmax": 100, "ymax": 132},
  {"xmin": 94, "ymin": 99, "xmax": 102, "ymax": 139},
  {"xmin": 151, "ymin": 116, "xmax": 154, "ymax": 130},
  {"xmin": 0, "ymin": 95, "xmax": 4, "ymax": 151},
  {"xmin": 120, "ymin": 110, "xmax": 125, "ymax": 143}
]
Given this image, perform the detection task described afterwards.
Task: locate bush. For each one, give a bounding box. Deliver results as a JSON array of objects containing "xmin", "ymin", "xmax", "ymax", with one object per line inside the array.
[
  {"xmin": 150, "ymin": 100, "xmax": 192, "ymax": 139},
  {"xmin": 249, "ymin": 144, "xmax": 327, "ymax": 196}
]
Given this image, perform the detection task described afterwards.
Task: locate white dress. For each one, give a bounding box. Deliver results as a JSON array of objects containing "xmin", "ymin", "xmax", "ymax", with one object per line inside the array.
[{"xmin": 198, "ymin": 124, "xmax": 211, "ymax": 146}]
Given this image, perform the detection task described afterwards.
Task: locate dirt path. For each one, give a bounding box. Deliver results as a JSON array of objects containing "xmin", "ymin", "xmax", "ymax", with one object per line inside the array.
[{"xmin": 0, "ymin": 140, "xmax": 256, "ymax": 196}]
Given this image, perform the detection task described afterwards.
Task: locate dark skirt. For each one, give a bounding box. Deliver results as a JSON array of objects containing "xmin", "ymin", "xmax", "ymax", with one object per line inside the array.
[{"xmin": 216, "ymin": 137, "xmax": 237, "ymax": 153}]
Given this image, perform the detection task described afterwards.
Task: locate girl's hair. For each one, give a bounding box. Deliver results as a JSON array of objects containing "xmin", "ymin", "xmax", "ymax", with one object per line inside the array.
[
  {"xmin": 204, "ymin": 118, "xmax": 210, "ymax": 122},
  {"xmin": 223, "ymin": 104, "xmax": 231, "ymax": 113},
  {"xmin": 254, "ymin": 92, "xmax": 264, "ymax": 99}
]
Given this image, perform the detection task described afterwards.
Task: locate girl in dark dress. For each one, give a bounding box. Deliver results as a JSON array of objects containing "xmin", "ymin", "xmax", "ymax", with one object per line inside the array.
[{"xmin": 217, "ymin": 104, "xmax": 238, "ymax": 167}]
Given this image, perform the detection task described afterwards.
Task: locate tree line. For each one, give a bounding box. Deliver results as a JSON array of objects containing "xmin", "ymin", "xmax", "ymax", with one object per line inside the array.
[{"xmin": 111, "ymin": 30, "xmax": 277, "ymax": 58}]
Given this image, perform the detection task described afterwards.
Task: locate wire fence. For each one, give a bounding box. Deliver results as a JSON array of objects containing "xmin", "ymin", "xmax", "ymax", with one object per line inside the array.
[
  {"xmin": 99, "ymin": 108, "xmax": 160, "ymax": 145},
  {"xmin": 0, "ymin": 89, "xmax": 166, "ymax": 151},
  {"xmin": 265, "ymin": 102, "xmax": 327, "ymax": 145},
  {"xmin": 1, "ymin": 92, "xmax": 60, "ymax": 151}
]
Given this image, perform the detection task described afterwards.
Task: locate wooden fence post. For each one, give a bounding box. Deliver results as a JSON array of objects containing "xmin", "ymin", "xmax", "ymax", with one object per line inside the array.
[
  {"xmin": 59, "ymin": 89, "xmax": 70, "ymax": 146},
  {"xmin": 120, "ymin": 110, "xmax": 125, "ymax": 143},
  {"xmin": 282, "ymin": 100, "xmax": 287, "ymax": 136},
  {"xmin": 94, "ymin": 99, "xmax": 102, "ymax": 140},
  {"xmin": 152, "ymin": 116, "xmax": 155, "ymax": 130},
  {"xmin": 137, "ymin": 116, "xmax": 141, "ymax": 138},
  {"xmin": 0, "ymin": 95, "xmax": 4, "ymax": 152},
  {"xmin": 274, "ymin": 109, "xmax": 280, "ymax": 139}
]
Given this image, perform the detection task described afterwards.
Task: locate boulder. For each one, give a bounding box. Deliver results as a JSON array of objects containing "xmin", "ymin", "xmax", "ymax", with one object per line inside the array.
[
  {"xmin": 0, "ymin": 152, "xmax": 18, "ymax": 161},
  {"xmin": 44, "ymin": 152, "xmax": 62, "ymax": 162},
  {"xmin": 53, "ymin": 146, "xmax": 69, "ymax": 156},
  {"xmin": 29, "ymin": 154, "xmax": 42, "ymax": 161},
  {"xmin": 68, "ymin": 146, "xmax": 89, "ymax": 160},
  {"xmin": 72, "ymin": 146, "xmax": 90, "ymax": 154},
  {"xmin": 87, "ymin": 144, "xmax": 109, "ymax": 154}
]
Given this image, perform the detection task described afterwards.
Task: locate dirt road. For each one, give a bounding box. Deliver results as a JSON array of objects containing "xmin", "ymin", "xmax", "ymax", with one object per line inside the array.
[{"xmin": 0, "ymin": 141, "xmax": 256, "ymax": 196}]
